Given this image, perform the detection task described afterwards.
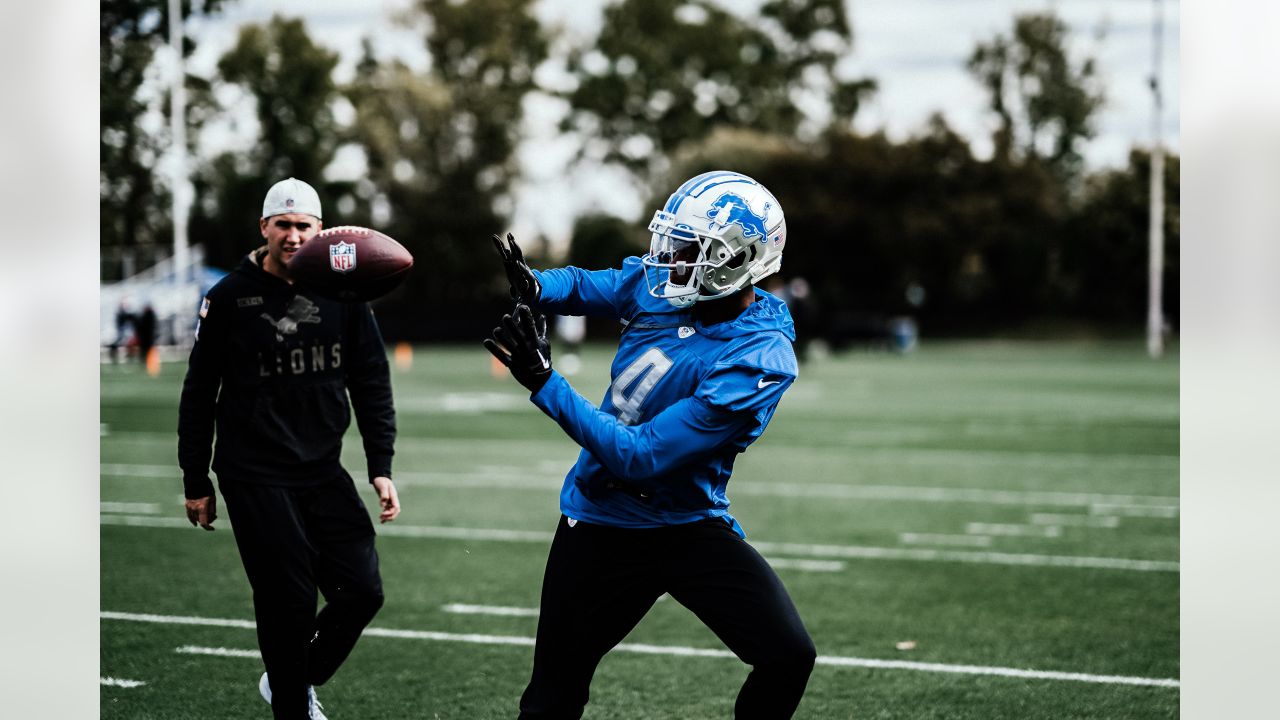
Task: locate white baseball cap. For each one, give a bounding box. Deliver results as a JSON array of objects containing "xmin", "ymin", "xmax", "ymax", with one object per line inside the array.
[{"xmin": 262, "ymin": 177, "xmax": 322, "ymax": 219}]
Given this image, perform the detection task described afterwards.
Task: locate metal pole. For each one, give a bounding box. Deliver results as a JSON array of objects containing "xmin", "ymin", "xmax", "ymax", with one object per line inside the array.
[
  {"xmin": 169, "ymin": 0, "xmax": 190, "ymax": 284},
  {"xmin": 1146, "ymin": 0, "xmax": 1165, "ymax": 358}
]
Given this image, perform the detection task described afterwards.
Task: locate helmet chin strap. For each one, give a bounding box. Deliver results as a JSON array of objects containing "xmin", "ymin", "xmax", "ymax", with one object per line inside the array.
[{"xmin": 661, "ymin": 281, "xmax": 699, "ymax": 308}]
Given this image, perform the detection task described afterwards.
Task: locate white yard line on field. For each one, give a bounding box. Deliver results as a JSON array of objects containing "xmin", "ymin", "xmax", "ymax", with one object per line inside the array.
[
  {"xmin": 100, "ymin": 677, "xmax": 146, "ymax": 688},
  {"xmin": 747, "ymin": 540, "xmax": 1177, "ymax": 573},
  {"xmin": 100, "ymin": 463, "xmax": 176, "ymax": 478},
  {"xmin": 98, "ymin": 463, "xmax": 1179, "ymax": 511},
  {"xmin": 100, "ymin": 515, "xmax": 1179, "ymax": 573},
  {"xmin": 176, "ymin": 645, "xmax": 260, "ymax": 658},
  {"xmin": 1031, "ymin": 513, "xmax": 1121, "ymax": 528},
  {"xmin": 839, "ymin": 448, "xmax": 1177, "ymax": 472},
  {"xmin": 765, "ymin": 558, "xmax": 846, "ymax": 572},
  {"xmin": 101, "ymin": 610, "xmax": 257, "ymax": 629},
  {"xmin": 967, "ymin": 523, "xmax": 1063, "ymax": 538},
  {"xmin": 101, "ymin": 611, "xmax": 1178, "ymax": 689},
  {"xmin": 443, "ymin": 603, "xmax": 539, "ymax": 617},
  {"xmin": 899, "ymin": 532, "xmax": 993, "ymax": 548},
  {"xmin": 100, "ymin": 501, "xmax": 162, "ymax": 514},
  {"xmin": 733, "ymin": 482, "xmax": 1178, "ymax": 510},
  {"xmin": 1090, "ymin": 503, "xmax": 1179, "ymax": 519},
  {"xmin": 813, "ymin": 656, "xmax": 1179, "ymax": 687}
]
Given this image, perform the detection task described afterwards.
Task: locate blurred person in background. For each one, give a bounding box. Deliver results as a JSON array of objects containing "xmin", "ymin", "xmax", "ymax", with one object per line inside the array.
[
  {"xmin": 487, "ymin": 171, "xmax": 816, "ymax": 719},
  {"xmin": 110, "ymin": 299, "xmax": 134, "ymax": 363},
  {"xmin": 135, "ymin": 303, "xmax": 157, "ymax": 364},
  {"xmin": 177, "ymin": 177, "xmax": 401, "ymax": 720}
]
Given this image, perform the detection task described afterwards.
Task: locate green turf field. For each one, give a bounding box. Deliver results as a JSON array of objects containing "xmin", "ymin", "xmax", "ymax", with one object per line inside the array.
[{"xmin": 101, "ymin": 340, "xmax": 1178, "ymax": 719}]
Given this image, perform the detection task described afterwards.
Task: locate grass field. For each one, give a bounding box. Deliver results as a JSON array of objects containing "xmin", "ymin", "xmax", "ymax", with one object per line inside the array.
[{"xmin": 100, "ymin": 340, "xmax": 1178, "ymax": 719}]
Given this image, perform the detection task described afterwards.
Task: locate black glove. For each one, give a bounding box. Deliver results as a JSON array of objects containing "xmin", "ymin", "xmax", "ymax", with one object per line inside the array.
[
  {"xmin": 492, "ymin": 232, "xmax": 542, "ymax": 305},
  {"xmin": 484, "ymin": 304, "xmax": 553, "ymax": 393}
]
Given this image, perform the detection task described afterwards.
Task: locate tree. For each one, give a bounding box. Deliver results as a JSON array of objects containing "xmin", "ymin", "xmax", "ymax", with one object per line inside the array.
[
  {"xmin": 967, "ymin": 12, "xmax": 1104, "ymax": 183},
  {"xmin": 566, "ymin": 214, "xmax": 648, "ymax": 271},
  {"xmin": 339, "ymin": 0, "xmax": 550, "ymax": 339},
  {"xmin": 563, "ymin": 0, "xmax": 874, "ymax": 176},
  {"xmin": 662, "ymin": 120, "xmax": 1063, "ymax": 337},
  {"xmin": 188, "ymin": 16, "xmax": 344, "ymax": 270},
  {"xmin": 1061, "ymin": 150, "xmax": 1180, "ymax": 325},
  {"xmin": 101, "ymin": 0, "xmax": 224, "ymax": 279}
]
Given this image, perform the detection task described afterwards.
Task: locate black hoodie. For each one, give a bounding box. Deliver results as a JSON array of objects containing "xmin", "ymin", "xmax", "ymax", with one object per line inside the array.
[{"xmin": 177, "ymin": 248, "xmax": 395, "ymax": 499}]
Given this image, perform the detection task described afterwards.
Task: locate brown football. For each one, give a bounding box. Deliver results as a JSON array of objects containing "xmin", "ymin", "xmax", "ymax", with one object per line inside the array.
[{"xmin": 287, "ymin": 225, "xmax": 413, "ymax": 302}]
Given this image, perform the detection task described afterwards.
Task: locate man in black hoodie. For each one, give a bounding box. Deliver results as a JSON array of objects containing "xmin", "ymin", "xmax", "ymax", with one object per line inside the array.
[{"xmin": 178, "ymin": 177, "xmax": 400, "ymax": 720}]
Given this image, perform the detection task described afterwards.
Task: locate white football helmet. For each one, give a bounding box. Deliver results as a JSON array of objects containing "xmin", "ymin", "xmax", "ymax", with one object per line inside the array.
[{"xmin": 643, "ymin": 170, "xmax": 787, "ymax": 308}]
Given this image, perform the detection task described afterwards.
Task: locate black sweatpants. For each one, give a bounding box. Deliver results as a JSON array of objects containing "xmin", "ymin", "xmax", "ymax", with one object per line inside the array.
[
  {"xmin": 219, "ymin": 471, "xmax": 385, "ymax": 720},
  {"xmin": 519, "ymin": 516, "xmax": 816, "ymax": 719}
]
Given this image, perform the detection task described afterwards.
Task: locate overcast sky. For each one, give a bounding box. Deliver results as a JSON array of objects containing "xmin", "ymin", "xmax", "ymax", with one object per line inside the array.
[{"xmin": 180, "ymin": 0, "xmax": 1181, "ymax": 245}]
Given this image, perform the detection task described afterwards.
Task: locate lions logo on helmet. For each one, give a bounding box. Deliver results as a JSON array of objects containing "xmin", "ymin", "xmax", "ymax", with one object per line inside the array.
[
  {"xmin": 643, "ymin": 171, "xmax": 786, "ymax": 308},
  {"xmin": 706, "ymin": 193, "xmax": 771, "ymax": 242}
]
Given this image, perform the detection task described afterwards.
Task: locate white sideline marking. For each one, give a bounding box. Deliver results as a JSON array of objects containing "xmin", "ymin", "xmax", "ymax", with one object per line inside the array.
[
  {"xmin": 102, "ymin": 610, "xmax": 1178, "ymax": 689},
  {"xmin": 177, "ymin": 645, "xmax": 260, "ymax": 659},
  {"xmin": 1031, "ymin": 513, "xmax": 1120, "ymax": 528},
  {"xmin": 967, "ymin": 523, "xmax": 1063, "ymax": 538},
  {"xmin": 101, "ymin": 501, "xmax": 161, "ymax": 515},
  {"xmin": 100, "ymin": 515, "xmax": 1179, "ymax": 573},
  {"xmin": 100, "ymin": 677, "xmax": 145, "ymax": 688},
  {"xmin": 444, "ymin": 603, "xmax": 539, "ymax": 617},
  {"xmin": 99, "ymin": 463, "xmax": 1179, "ymax": 511},
  {"xmin": 899, "ymin": 533, "xmax": 993, "ymax": 548},
  {"xmin": 1091, "ymin": 503, "xmax": 1179, "ymax": 519}
]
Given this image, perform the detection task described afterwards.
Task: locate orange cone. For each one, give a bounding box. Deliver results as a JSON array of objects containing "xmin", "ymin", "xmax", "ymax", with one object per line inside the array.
[
  {"xmin": 394, "ymin": 342, "xmax": 412, "ymax": 371},
  {"xmin": 145, "ymin": 347, "xmax": 161, "ymax": 377},
  {"xmin": 490, "ymin": 353, "xmax": 506, "ymax": 379}
]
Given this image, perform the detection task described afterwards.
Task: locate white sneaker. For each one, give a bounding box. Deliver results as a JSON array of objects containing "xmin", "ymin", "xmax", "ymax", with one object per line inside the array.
[
  {"xmin": 258, "ymin": 672, "xmax": 328, "ymax": 720},
  {"xmin": 307, "ymin": 686, "xmax": 328, "ymax": 720}
]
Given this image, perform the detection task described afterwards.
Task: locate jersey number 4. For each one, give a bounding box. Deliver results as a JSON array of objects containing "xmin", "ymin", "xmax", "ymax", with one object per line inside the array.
[{"xmin": 610, "ymin": 347, "xmax": 673, "ymax": 425}]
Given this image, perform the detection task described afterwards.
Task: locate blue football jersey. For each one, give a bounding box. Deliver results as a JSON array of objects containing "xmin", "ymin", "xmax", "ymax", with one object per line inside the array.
[{"xmin": 529, "ymin": 257, "xmax": 798, "ymax": 537}]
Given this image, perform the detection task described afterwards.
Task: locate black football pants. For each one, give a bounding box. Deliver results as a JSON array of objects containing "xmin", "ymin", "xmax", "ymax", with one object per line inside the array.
[
  {"xmin": 518, "ymin": 516, "xmax": 816, "ymax": 719},
  {"xmin": 219, "ymin": 471, "xmax": 385, "ymax": 720}
]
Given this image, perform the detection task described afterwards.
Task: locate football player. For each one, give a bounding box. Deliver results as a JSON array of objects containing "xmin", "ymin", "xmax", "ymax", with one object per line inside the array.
[{"xmin": 486, "ymin": 171, "xmax": 816, "ymax": 719}]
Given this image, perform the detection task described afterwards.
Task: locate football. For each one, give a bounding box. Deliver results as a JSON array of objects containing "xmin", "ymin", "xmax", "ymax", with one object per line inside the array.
[{"xmin": 287, "ymin": 225, "xmax": 413, "ymax": 302}]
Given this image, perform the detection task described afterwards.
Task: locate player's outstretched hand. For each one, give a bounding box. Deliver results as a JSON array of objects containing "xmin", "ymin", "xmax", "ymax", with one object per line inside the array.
[
  {"xmin": 491, "ymin": 232, "xmax": 541, "ymax": 305},
  {"xmin": 484, "ymin": 304, "xmax": 553, "ymax": 393}
]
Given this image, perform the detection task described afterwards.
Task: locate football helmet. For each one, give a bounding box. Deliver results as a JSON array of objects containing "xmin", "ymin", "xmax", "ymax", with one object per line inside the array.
[{"xmin": 643, "ymin": 170, "xmax": 787, "ymax": 308}]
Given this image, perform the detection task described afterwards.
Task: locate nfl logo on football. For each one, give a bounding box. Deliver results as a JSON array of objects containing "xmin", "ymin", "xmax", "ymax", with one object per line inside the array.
[{"xmin": 329, "ymin": 241, "xmax": 357, "ymax": 274}]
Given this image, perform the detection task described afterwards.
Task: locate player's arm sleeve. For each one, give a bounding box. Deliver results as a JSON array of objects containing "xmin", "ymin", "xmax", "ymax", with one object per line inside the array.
[
  {"xmin": 532, "ymin": 266, "xmax": 625, "ymax": 318},
  {"xmin": 345, "ymin": 303, "xmax": 396, "ymax": 481},
  {"xmin": 529, "ymin": 371, "xmax": 757, "ymax": 483},
  {"xmin": 177, "ymin": 294, "xmax": 226, "ymax": 499}
]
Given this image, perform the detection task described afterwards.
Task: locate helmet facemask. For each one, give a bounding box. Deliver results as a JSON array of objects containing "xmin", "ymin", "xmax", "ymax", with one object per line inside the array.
[
  {"xmin": 642, "ymin": 171, "xmax": 787, "ymax": 308},
  {"xmin": 643, "ymin": 212, "xmax": 719, "ymax": 308}
]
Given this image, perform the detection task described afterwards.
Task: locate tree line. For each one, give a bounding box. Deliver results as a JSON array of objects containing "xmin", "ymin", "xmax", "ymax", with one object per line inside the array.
[{"xmin": 102, "ymin": 0, "xmax": 1177, "ymax": 341}]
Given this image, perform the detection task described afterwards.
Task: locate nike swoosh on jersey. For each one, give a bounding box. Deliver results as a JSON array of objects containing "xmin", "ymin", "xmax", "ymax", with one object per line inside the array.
[{"xmin": 758, "ymin": 378, "xmax": 782, "ymax": 389}]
